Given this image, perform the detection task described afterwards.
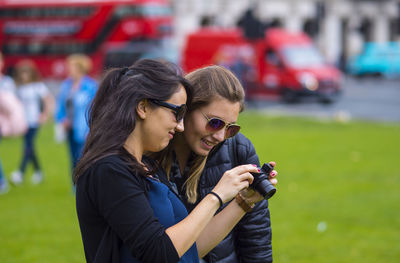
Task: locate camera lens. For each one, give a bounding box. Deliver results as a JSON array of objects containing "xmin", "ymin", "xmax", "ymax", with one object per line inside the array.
[{"xmin": 250, "ymin": 163, "xmax": 276, "ymax": 199}]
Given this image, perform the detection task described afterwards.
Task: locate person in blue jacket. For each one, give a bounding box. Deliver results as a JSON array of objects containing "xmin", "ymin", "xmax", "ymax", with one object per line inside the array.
[
  {"xmin": 155, "ymin": 65, "xmax": 278, "ymax": 262},
  {"xmin": 54, "ymin": 54, "xmax": 97, "ymax": 187},
  {"xmin": 74, "ymin": 59, "xmax": 263, "ymax": 263}
]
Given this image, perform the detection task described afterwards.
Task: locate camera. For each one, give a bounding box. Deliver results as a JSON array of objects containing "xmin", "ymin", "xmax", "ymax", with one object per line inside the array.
[{"xmin": 250, "ymin": 163, "xmax": 276, "ymax": 199}]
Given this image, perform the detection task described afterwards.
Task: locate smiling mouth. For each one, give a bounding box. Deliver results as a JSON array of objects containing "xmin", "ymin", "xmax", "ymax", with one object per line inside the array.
[{"xmin": 202, "ymin": 139, "xmax": 216, "ymax": 147}]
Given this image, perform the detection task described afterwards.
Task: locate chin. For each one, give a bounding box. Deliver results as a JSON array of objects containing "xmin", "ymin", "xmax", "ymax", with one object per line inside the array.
[
  {"xmin": 151, "ymin": 141, "xmax": 169, "ymax": 153},
  {"xmin": 194, "ymin": 146, "xmax": 211, "ymax": 157}
]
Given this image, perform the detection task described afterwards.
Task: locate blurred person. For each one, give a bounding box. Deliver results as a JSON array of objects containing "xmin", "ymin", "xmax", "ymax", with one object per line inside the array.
[
  {"xmin": 0, "ymin": 90, "xmax": 27, "ymax": 194},
  {"xmin": 0, "ymin": 52, "xmax": 16, "ymax": 93},
  {"xmin": 237, "ymin": 8, "xmax": 266, "ymax": 40},
  {"xmin": 154, "ymin": 65, "xmax": 277, "ymax": 262},
  {"xmin": 10, "ymin": 60, "xmax": 53, "ymax": 186},
  {"xmin": 229, "ymin": 46, "xmax": 257, "ymax": 91},
  {"xmin": 0, "ymin": 52, "xmax": 27, "ymax": 194},
  {"xmin": 54, "ymin": 54, "xmax": 97, "ymax": 189},
  {"xmin": 74, "ymin": 59, "xmax": 263, "ymax": 263}
]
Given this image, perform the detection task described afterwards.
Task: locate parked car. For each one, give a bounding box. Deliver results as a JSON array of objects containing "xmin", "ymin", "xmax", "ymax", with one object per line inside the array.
[{"xmin": 347, "ymin": 42, "xmax": 400, "ymax": 78}]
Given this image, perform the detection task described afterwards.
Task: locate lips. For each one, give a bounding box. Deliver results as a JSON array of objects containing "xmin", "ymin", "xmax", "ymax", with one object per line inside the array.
[
  {"xmin": 201, "ymin": 138, "xmax": 216, "ymax": 150},
  {"xmin": 168, "ymin": 132, "xmax": 175, "ymax": 139}
]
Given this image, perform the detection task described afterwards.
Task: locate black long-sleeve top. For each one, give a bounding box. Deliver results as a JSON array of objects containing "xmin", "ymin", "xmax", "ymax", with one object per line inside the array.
[{"xmin": 75, "ymin": 155, "xmax": 180, "ymax": 263}]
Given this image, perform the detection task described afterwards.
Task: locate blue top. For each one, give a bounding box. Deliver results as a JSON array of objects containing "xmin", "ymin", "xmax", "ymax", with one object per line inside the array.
[
  {"xmin": 120, "ymin": 177, "xmax": 199, "ymax": 263},
  {"xmin": 54, "ymin": 76, "xmax": 97, "ymax": 143}
]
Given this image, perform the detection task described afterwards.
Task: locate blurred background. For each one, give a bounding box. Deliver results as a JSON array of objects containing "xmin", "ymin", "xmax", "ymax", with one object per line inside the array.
[
  {"xmin": 1, "ymin": 0, "xmax": 400, "ymax": 118},
  {"xmin": 0, "ymin": 0, "xmax": 399, "ymax": 262}
]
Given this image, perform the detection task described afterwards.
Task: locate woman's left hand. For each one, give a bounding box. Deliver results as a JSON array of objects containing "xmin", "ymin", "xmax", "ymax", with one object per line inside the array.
[
  {"xmin": 268, "ymin": 161, "xmax": 278, "ymax": 187},
  {"xmin": 240, "ymin": 161, "xmax": 278, "ymax": 205}
]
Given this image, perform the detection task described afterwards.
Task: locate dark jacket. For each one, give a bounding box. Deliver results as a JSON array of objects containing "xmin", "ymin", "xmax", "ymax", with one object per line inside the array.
[{"xmin": 171, "ymin": 133, "xmax": 273, "ymax": 263}]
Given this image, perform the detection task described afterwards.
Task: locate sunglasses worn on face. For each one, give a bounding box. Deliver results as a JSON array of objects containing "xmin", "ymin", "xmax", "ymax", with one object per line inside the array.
[
  {"xmin": 201, "ymin": 111, "xmax": 241, "ymax": 139},
  {"xmin": 149, "ymin": 99, "xmax": 187, "ymax": 122}
]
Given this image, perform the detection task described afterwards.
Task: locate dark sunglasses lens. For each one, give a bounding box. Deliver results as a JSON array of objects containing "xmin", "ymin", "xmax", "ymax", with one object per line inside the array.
[
  {"xmin": 207, "ymin": 118, "xmax": 226, "ymax": 131},
  {"xmin": 176, "ymin": 105, "xmax": 187, "ymax": 121},
  {"xmin": 226, "ymin": 125, "xmax": 241, "ymax": 138}
]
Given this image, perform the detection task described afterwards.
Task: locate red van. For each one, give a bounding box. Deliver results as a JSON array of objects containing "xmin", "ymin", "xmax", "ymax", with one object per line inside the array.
[{"xmin": 182, "ymin": 27, "xmax": 342, "ymax": 103}]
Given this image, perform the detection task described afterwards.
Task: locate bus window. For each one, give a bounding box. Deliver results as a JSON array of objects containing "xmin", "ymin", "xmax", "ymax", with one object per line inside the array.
[{"xmin": 0, "ymin": 0, "xmax": 173, "ymax": 79}]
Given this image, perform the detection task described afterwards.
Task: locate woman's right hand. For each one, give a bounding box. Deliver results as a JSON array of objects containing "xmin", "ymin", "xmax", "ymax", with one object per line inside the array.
[{"xmin": 211, "ymin": 164, "xmax": 259, "ymax": 204}]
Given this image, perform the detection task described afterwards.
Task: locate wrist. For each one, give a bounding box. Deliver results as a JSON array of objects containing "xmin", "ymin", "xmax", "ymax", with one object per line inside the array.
[
  {"xmin": 209, "ymin": 191, "xmax": 223, "ymax": 208},
  {"xmin": 235, "ymin": 192, "xmax": 255, "ymax": 213}
]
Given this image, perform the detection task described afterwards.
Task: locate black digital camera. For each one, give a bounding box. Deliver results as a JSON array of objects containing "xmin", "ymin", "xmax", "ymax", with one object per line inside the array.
[{"xmin": 250, "ymin": 163, "xmax": 276, "ymax": 199}]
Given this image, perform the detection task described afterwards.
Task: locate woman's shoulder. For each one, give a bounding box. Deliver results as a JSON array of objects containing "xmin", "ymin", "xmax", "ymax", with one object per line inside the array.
[
  {"xmin": 221, "ymin": 132, "xmax": 254, "ymax": 150},
  {"xmin": 81, "ymin": 155, "xmax": 147, "ymax": 188},
  {"xmin": 207, "ymin": 133, "xmax": 255, "ymax": 163},
  {"xmin": 18, "ymin": 81, "xmax": 47, "ymax": 91},
  {"xmin": 81, "ymin": 76, "xmax": 98, "ymax": 88},
  {"xmin": 90, "ymin": 155, "xmax": 130, "ymax": 172},
  {"xmin": 83, "ymin": 155, "xmax": 131, "ymax": 179}
]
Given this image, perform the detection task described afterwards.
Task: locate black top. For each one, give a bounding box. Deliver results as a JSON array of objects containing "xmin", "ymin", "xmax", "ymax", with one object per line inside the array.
[{"xmin": 76, "ymin": 155, "xmax": 180, "ymax": 263}]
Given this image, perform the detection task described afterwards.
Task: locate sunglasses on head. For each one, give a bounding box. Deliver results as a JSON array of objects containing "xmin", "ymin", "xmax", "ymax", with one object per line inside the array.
[
  {"xmin": 148, "ymin": 99, "xmax": 187, "ymax": 122},
  {"xmin": 201, "ymin": 111, "xmax": 241, "ymax": 139}
]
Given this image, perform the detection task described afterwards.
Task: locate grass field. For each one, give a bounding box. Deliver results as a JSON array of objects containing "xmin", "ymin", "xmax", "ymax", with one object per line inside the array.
[{"xmin": 0, "ymin": 113, "xmax": 399, "ymax": 262}]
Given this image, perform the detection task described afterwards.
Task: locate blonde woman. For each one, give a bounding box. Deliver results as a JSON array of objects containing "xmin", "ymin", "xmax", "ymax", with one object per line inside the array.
[
  {"xmin": 156, "ymin": 65, "xmax": 277, "ymax": 262},
  {"xmin": 54, "ymin": 54, "xmax": 97, "ymax": 189}
]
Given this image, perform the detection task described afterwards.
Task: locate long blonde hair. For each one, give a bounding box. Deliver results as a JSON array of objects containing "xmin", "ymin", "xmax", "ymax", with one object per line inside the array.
[{"xmin": 157, "ymin": 65, "xmax": 245, "ymax": 203}]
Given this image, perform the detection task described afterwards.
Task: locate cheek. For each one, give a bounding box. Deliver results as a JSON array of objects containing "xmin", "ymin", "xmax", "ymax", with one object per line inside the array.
[{"xmin": 184, "ymin": 117, "xmax": 206, "ymax": 146}]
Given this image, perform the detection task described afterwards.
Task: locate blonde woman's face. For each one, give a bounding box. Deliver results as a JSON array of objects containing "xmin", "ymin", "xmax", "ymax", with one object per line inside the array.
[
  {"xmin": 67, "ymin": 61, "xmax": 82, "ymax": 79},
  {"xmin": 183, "ymin": 97, "xmax": 240, "ymax": 156}
]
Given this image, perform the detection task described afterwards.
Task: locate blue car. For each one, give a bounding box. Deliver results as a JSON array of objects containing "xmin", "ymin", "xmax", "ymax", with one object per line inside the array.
[{"xmin": 347, "ymin": 42, "xmax": 400, "ymax": 77}]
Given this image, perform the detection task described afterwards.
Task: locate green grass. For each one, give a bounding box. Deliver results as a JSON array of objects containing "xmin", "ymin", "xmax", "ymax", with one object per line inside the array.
[
  {"xmin": 239, "ymin": 112, "xmax": 400, "ymax": 263},
  {"xmin": 1, "ymin": 114, "xmax": 399, "ymax": 262}
]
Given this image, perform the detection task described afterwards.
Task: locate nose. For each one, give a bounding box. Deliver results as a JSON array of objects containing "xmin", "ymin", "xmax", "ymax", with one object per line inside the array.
[
  {"xmin": 175, "ymin": 119, "xmax": 184, "ymax": 132},
  {"xmin": 211, "ymin": 128, "xmax": 225, "ymax": 142}
]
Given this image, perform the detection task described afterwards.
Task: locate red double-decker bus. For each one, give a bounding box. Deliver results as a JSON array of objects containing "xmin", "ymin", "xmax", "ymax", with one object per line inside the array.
[{"xmin": 0, "ymin": 0, "xmax": 173, "ymax": 79}]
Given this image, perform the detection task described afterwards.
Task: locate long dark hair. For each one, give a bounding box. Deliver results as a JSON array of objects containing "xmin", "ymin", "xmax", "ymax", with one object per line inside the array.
[{"xmin": 74, "ymin": 59, "xmax": 192, "ymax": 181}]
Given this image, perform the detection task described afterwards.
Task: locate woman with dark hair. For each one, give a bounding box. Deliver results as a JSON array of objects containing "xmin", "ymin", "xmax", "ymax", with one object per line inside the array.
[
  {"xmin": 155, "ymin": 65, "xmax": 277, "ymax": 262},
  {"xmin": 75, "ymin": 59, "xmax": 259, "ymax": 263}
]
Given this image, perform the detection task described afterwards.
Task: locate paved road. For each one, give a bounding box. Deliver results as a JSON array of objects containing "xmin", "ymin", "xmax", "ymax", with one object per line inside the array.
[{"xmin": 246, "ymin": 76, "xmax": 400, "ymax": 123}]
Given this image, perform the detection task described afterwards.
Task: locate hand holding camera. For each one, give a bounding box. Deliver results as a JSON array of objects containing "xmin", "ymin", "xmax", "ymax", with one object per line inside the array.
[
  {"xmin": 250, "ymin": 162, "xmax": 277, "ymax": 200},
  {"xmin": 235, "ymin": 161, "xmax": 277, "ymax": 212}
]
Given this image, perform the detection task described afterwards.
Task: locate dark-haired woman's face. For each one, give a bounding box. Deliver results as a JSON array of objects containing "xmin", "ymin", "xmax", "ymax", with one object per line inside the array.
[
  {"xmin": 142, "ymin": 85, "xmax": 187, "ymax": 153},
  {"xmin": 183, "ymin": 97, "xmax": 240, "ymax": 156}
]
